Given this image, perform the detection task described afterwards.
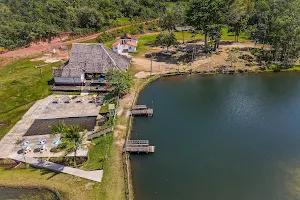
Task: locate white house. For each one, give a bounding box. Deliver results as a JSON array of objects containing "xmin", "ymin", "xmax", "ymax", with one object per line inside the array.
[{"xmin": 112, "ymin": 34, "xmax": 138, "ymax": 54}]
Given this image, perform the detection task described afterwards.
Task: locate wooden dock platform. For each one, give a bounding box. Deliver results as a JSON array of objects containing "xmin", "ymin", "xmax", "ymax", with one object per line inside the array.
[
  {"xmin": 124, "ymin": 140, "xmax": 155, "ymax": 153},
  {"xmin": 132, "ymin": 105, "xmax": 147, "ymax": 110},
  {"xmin": 131, "ymin": 109, "xmax": 153, "ymax": 116},
  {"xmin": 131, "ymin": 104, "xmax": 153, "ymax": 116}
]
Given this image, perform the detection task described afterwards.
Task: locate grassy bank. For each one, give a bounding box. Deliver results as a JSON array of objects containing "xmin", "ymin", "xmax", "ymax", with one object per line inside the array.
[{"xmin": 0, "ymin": 57, "xmax": 60, "ymax": 139}]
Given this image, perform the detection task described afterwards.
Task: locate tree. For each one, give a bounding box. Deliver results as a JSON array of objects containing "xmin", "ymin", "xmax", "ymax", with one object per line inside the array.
[
  {"xmin": 159, "ymin": 4, "xmax": 185, "ymax": 34},
  {"xmin": 51, "ymin": 123, "xmax": 87, "ymax": 168},
  {"xmin": 248, "ymin": 0, "xmax": 300, "ymax": 66},
  {"xmin": 60, "ymin": 125, "xmax": 87, "ymax": 168},
  {"xmin": 226, "ymin": 0, "xmax": 254, "ymax": 42},
  {"xmin": 247, "ymin": 0, "xmax": 270, "ymax": 46},
  {"xmin": 51, "ymin": 121, "xmax": 67, "ymax": 137},
  {"xmin": 186, "ymin": 0, "xmax": 227, "ymax": 52},
  {"xmin": 154, "ymin": 32, "xmax": 177, "ymax": 51},
  {"xmin": 106, "ymin": 69, "xmax": 133, "ymax": 96}
]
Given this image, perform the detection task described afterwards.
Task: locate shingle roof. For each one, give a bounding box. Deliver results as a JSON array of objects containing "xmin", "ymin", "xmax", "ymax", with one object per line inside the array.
[{"xmin": 53, "ymin": 43, "xmax": 131, "ymax": 77}]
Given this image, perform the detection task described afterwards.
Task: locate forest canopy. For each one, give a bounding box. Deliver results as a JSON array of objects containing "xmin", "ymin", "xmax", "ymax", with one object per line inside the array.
[{"xmin": 0, "ymin": 0, "xmax": 186, "ymax": 49}]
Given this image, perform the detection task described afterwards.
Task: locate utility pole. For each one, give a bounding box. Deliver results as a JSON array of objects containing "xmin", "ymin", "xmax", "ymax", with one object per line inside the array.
[
  {"xmin": 150, "ymin": 52, "xmax": 156, "ymax": 75},
  {"xmin": 35, "ymin": 65, "xmax": 42, "ymax": 76}
]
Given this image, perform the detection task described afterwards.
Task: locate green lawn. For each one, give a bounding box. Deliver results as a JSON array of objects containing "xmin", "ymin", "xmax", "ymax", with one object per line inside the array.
[
  {"xmin": 0, "ymin": 58, "xmax": 60, "ymax": 139},
  {"xmin": 84, "ymin": 132, "xmax": 113, "ymax": 170},
  {"xmin": 132, "ymin": 33, "xmax": 158, "ymax": 56},
  {"xmin": 174, "ymin": 31, "xmax": 204, "ymax": 41}
]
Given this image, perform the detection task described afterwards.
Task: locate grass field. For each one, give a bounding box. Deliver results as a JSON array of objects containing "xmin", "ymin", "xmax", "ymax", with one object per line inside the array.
[
  {"xmin": 0, "ymin": 58, "xmax": 61, "ymax": 139},
  {"xmin": 84, "ymin": 132, "xmax": 113, "ymax": 170}
]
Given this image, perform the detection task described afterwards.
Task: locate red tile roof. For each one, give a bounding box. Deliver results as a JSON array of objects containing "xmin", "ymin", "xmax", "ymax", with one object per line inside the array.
[
  {"xmin": 112, "ymin": 41, "xmax": 120, "ymax": 47},
  {"xmin": 127, "ymin": 41, "xmax": 137, "ymax": 47}
]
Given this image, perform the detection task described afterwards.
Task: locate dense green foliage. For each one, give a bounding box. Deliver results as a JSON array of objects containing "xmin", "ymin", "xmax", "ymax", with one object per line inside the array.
[
  {"xmin": 106, "ymin": 69, "xmax": 133, "ymax": 95},
  {"xmin": 154, "ymin": 32, "xmax": 177, "ymax": 50},
  {"xmin": 0, "ymin": 0, "xmax": 185, "ymax": 49},
  {"xmin": 96, "ymin": 21, "xmax": 159, "ymax": 43},
  {"xmin": 183, "ymin": 0, "xmax": 300, "ymax": 65}
]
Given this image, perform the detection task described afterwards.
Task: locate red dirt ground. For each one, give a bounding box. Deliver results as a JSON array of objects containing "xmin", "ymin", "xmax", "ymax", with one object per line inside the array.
[{"xmin": 0, "ymin": 19, "xmax": 157, "ymax": 59}]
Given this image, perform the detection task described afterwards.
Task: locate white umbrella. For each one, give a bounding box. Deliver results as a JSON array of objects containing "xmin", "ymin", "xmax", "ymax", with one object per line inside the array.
[
  {"xmin": 38, "ymin": 140, "xmax": 46, "ymax": 145},
  {"xmin": 21, "ymin": 141, "xmax": 29, "ymax": 147}
]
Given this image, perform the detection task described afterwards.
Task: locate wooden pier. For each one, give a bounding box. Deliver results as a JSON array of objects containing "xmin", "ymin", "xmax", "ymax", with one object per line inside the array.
[
  {"xmin": 131, "ymin": 105, "xmax": 153, "ymax": 117},
  {"xmin": 87, "ymin": 126, "xmax": 113, "ymax": 140},
  {"xmin": 124, "ymin": 140, "xmax": 155, "ymax": 153}
]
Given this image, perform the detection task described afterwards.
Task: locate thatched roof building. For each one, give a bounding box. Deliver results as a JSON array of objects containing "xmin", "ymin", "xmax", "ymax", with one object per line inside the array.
[{"xmin": 54, "ymin": 43, "xmax": 131, "ymax": 78}]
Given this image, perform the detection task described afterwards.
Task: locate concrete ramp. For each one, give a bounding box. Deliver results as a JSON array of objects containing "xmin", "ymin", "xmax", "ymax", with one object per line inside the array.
[{"xmin": 9, "ymin": 153, "xmax": 103, "ymax": 182}]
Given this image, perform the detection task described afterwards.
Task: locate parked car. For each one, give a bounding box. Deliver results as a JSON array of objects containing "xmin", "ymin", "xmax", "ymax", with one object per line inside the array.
[
  {"xmin": 160, "ymin": 51, "xmax": 172, "ymax": 56},
  {"xmin": 177, "ymin": 46, "xmax": 187, "ymax": 52}
]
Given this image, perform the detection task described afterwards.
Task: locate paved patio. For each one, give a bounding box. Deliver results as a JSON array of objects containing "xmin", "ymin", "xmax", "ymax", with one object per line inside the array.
[{"xmin": 0, "ymin": 94, "xmax": 100, "ymax": 158}]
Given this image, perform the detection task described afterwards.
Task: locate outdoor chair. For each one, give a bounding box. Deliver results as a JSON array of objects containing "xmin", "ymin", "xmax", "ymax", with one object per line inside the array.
[
  {"xmin": 23, "ymin": 146, "xmax": 32, "ymax": 154},
  {"xmin": 39, "ymin": 145, "xmax": 48, "ymax": 153}
]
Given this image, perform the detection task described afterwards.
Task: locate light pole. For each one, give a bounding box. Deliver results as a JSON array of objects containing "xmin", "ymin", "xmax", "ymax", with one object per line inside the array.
[{"xmin": 35, "ymin": 65, "xmax": 42, "ymax": 76}]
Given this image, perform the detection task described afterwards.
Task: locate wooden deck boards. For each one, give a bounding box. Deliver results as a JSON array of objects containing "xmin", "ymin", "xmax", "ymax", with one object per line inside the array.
[{"xmin": 125, "ymin": 140, "xmax": 155, "ymax": 153}]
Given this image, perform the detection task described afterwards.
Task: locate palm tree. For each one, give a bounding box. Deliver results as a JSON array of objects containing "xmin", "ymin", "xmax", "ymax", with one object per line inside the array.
[
  {"xmin": 50, "ymin": 121, "xmax": 67, "ymax": 137},
  {"xmin": 60, "ymin": 125, "xmax": 87, "ymax": 168},
  {"xmin": 50, "ymin": 122, "xmax": 87, "ymax": 168}
]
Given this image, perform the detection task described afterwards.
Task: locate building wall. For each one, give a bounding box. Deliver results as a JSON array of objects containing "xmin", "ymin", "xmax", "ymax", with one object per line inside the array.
[
  {"xmin": 113, "ymin": 45, "xmax": 120, "ymax": 53},
  {"xmin": 128, "ymin": 45, "xmax": 136, "ymax": 52},
  {"xmin": 131, "ymin": 39, "xmax": 138, "ymax": 44},
  {"xmin": 54, "ymin": 77, "xmax": 82, "ymax": 85}
]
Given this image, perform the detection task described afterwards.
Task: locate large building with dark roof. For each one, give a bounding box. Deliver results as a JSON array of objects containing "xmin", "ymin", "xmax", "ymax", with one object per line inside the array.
[{"xmin": 53, "ymin": 43, "xmax": 131, "ymax": 85}]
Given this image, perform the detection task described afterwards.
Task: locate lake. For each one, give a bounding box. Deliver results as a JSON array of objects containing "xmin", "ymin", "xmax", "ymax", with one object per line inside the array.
[
  {"xmin": 0, "ymin": 187, "xmax": 59, "ymax": 200},
  {"xmin": 131, "ymin": 73, "xmax": 300, "ymax": 200}
]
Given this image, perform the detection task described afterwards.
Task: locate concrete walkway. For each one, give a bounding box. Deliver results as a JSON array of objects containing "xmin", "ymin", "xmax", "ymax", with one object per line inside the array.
[{"xmin": 9, "ymin": 153, "xmax": 103, "ymax": 182}]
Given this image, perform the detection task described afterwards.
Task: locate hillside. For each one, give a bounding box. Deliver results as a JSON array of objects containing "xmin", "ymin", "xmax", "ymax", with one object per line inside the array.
[{"xmin": 0, "ymin": 0, "xmax": 187, "ymax": 49}]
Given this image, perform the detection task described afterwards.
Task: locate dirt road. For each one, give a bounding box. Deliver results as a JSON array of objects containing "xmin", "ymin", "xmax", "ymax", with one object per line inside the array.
[{"xmin": 0, "ymin": 19, "xmax": 157, "ymax": 59}]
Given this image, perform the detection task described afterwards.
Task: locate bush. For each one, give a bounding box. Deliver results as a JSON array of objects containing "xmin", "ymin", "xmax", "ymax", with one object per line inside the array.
[{"xmin": 269, "ymin": 64, "xmax": 281, "ymax": 72}]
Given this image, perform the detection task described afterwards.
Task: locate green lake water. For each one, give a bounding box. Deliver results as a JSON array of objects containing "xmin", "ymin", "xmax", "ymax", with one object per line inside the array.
[
  {"xmin": 0, "ymin": 187, "xmax": 59, "ymax": 200},
  {"xmin": 131, "ymin": 73, "xmax": 300, "ymax": 200}
]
